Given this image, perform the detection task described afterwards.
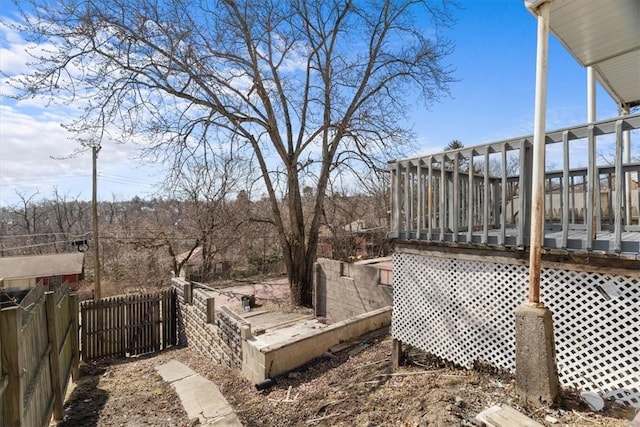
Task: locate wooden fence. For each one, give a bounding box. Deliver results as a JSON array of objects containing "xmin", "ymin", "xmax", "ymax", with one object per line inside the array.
[
  {"xmin": 80, "ymin": 290, "xmax": 176, "ymax": 361},
  {"xmin": 0, "ymin": 283, "xmax": 79, "ymax": 427}
]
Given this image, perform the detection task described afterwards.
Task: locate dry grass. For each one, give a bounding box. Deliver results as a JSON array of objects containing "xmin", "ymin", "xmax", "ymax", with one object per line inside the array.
[{"xmin": 57, "ymin": 338, "xmax": 636, "ymax": 427}]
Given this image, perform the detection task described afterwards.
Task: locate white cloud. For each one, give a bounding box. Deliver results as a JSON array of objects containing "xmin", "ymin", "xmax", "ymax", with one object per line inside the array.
[
  {"xmin": 0, "ymin": 16, "xmax": 166, "ymax": 206},
  {"xmin": 0, "ymin": 102, "xmax": 164, "ymax": 206},
  {"xmin": 0, "ymin": 104, "xmax": 83, "ymax": 202},
  {"xmin": 0, "ymin": 19, "xmax": 32, "ymax": 76}
]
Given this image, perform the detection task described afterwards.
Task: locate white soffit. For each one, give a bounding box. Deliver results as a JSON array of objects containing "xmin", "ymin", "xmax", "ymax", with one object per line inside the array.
[{"xmin": 527, "ymin": 0, "xmax": 640, "ymax": 108}]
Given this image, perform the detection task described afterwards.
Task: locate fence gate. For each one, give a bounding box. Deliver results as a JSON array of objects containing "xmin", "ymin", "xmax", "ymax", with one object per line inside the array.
[{"xmin": 80, "ymin": 289, "xmax": 176, "ymax": 361}]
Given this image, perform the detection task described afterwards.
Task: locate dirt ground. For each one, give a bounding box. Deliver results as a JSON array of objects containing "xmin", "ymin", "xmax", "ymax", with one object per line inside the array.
[{"xmin": 55, "ymin": 337, "xmax": 637, "ymax": 427}]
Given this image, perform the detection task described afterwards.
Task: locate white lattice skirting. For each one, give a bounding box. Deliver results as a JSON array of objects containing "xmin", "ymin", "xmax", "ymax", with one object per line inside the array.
[{"xmin": 392, "ymin": 252, "xmax": 640, "ymax": 408}]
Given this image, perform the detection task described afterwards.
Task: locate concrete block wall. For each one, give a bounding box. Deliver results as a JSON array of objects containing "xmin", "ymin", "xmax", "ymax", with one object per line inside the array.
[
  {"xmin": 192, "ymin": 288, "xmax": 211, "ymax": 324},
  {"xmin": 216, "ymin": 307, "xmax": 251, "ymax": 368},
  {"xmin": 174, "ymin": 275, "xmax": 392, "ymax": 385},
  {"xmin": 171, "ymin": 278, "xmax": 245, "ymax": 368},
  {"xmin": 314, "ymin": 258, "xmax": 393, "ymax": 322}
]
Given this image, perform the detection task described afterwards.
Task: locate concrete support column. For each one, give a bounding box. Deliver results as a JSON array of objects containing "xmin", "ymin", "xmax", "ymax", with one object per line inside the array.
[
  {"xmin": 515, "ymin": 305, "xmax": 559, "ymax": 404},
  {"xmin": 518, "ymin": 0, "xmax": 559, "ymax": 406}
]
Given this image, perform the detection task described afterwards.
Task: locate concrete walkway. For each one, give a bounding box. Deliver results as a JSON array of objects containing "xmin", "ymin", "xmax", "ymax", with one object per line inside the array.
[{"xmin": 156, "ymin": 360, "xmax": 242, "ymax": 426}]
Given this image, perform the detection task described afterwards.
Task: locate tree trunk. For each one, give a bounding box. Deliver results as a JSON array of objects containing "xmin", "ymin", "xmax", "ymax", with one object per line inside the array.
[
  {"xmin": 287, "ymin": 242, "xmax": 315, "ymax": 307},
  {"xmin": 285, "ymin": 223, "xmax": 315, "ymax": 306},
  {"xmin": 284, "ymin": 162, "xmax": 314, "ymax": 306},
  {"xmin": 285, "ymin": 188, "xmax": 321, "ymax": 307}
]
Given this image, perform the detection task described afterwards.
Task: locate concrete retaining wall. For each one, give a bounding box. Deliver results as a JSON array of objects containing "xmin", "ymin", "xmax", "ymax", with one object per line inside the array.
[
  {"xmin": 314, "ymin": 258, "xmax": 392, "ymax": 322},
  {"xmin": 242, "ymin": 306, "xmax": 392, "ymax": 383},
  {"xmin": 174, "ymin": 276, "xmax": 391, "ymax": 384}
]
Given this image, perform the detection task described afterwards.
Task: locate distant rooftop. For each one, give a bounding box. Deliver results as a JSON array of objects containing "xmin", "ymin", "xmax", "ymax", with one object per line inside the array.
[
  {"xmin": 175, "ymin": 246, "xmax": 203, "ymax": 267},
  {"xmin": 0, "ymin": 252, "xmax": 85, "ymax": 281}
]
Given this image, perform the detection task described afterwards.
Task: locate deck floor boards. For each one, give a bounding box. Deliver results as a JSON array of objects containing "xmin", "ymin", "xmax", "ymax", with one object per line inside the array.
[{"xmin": 395, "ymin": 227, "xmax": 640, "ymax": 259}]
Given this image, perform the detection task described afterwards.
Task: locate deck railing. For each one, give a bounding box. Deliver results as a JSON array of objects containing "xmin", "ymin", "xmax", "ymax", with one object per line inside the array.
[{"xmin": 389, "ymin": 113, "xmax": 640, "ymax": 255}]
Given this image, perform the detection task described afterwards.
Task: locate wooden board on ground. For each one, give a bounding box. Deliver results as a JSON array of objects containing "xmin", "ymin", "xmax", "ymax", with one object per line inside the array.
[{"xmin": 476, "ymin": 405, "xmax": 544, "ymax": 427}]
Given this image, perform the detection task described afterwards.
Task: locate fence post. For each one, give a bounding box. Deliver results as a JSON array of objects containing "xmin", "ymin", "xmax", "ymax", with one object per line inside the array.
[
  {"xmin": 45, "ymin": 292, "xmax": 64, "ymax": 421},
  {"xmin": 392, "ymin": 338, "xmax": 403, "ymax": 370},
  {"xmin": 161, "ymin": 291, "xmax": 170, "ymax": 349},
  {"xmin": 0, "ymin": 306, "xmax": 24, "ymax": 426},
  {"xmin": 154, "ymin": 296, "xmax": 161, "ymax": 352},
  {"xmin": 0, "ymin": 317, "xmax": 5, "ymax": 395},
  {"xmin": 69, "ymin": 294, "xmax": 80, "ymax": 381},
  {"xmin": 170, "ymin": 289, "xmax": 178, "ymax": 346},
  {"xmin": 81, "ymin": 301, "xmax": 89, "ymax": 362},
  {"xmin": 0, "ymin": 311, "xmax": 6, "ymax": 426}
]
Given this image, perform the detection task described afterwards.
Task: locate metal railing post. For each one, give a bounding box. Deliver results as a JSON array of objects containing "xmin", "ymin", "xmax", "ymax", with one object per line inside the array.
[
  {"xmin": 527, "ymin": 0, "xmax": 550, "ymax": 305},
  {"xmin": 614, "ymin": 120, "xmax": 624, "ymax": 252},
  {"xmin": 586, "ymin": 125, "xmax": 596, "ymax": 249},
  {"xmin": 561, "ymin": 131, "xmax": 570, "ymax": 248}
]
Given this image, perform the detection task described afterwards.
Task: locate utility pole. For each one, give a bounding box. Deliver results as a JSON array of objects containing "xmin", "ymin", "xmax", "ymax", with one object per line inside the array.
[{"xmin": 92, "ymin": 145, "xmax": 102, "ymax": 300}]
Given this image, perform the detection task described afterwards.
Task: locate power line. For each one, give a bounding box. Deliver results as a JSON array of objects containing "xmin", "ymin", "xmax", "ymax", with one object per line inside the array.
[
  {"xmin": 0, "ymin": 173, "xmax": 155, "ymax": 188},
  {"xmin": 0, "ymin": 232, "xmax": 90, "ymax": 239},
  {"xmin": 100, "ymin": 236, "xmax": 198, "ymax": 241},
  {"xmin": 0, "ymin": 233, "xmax": 196, "ymax": 242},
  {"xmin": 98, "ymin": 173, "xmax": 157, "ymax": 187},
  {"xmin": 0, "ymin": 172, "xmax": 157, "ymax": 190},
  {"xmin": 0, "ymin": 174, "xmax": 92, "ymax": 187},
  {"xmin": 0, "ymin": 239, "xmax": 85, "ymax": 252}
]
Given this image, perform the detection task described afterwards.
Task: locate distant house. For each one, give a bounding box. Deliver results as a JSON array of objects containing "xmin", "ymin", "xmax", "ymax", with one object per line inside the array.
[
  {"xmin": 174, "ymin": 247, "xmax": 231, "ymax": 282},
  {"xmin": 317, "ymin": 222, "xmax": 390, "ymax": 261},
  {"xmin": 0, "ymin": 252, "xmax": 85, "ymax": 292}
]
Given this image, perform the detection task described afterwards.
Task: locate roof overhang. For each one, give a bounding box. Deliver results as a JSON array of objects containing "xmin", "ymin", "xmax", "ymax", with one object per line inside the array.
[{"xmin": 526, "ymin": 0, "xmax": 640, "ymax": 108}]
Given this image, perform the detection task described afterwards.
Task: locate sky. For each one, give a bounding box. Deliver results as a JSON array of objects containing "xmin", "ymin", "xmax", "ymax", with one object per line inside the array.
[{"xmin": 0, "ymin": 1, "xmax": 626, "ymax": 207}]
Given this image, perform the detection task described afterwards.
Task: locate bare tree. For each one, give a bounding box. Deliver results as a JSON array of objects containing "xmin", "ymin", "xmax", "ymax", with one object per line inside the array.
[
  {"xmin": 2, "ymin": 191, "xmax": 48, "ymax": 255},
  {"xmin": 167, "ymin": 150, "xmax": 249, "ymax": 281},
  {"xmin": 10, "ymin": 190, "xmax": 41, "ymax": 236},
  {"xmin": 0, "ymin": 189, "xmax": 91, "ymax": 256},
  {"xmin": 47, "ymin": 187, "xmax": 90, "ymax": 252},
  {"xmin": 321, "ymin": 167, "xmax": 391, "ymax": 261},
  {"xmin": 7, "ymin": 0, "xmax": 455, "ymax": 305}
]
